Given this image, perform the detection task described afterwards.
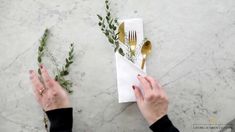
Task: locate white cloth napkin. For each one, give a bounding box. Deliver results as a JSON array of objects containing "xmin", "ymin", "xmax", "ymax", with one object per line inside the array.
[
  {"xmin": 115, "ymin": 18, "xmax": 147, "ymax": 103},
  {"xmin": 115, "ymin": 53, "xmax": 146, "ymax": 103}
]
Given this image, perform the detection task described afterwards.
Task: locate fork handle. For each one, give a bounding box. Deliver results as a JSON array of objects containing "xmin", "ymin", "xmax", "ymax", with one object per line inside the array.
[{"xmin": 141, "ymin": 58, "xmax": 146, "ymax": 70}]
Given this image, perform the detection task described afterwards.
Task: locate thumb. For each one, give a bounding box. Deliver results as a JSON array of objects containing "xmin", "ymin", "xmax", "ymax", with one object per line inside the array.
[{"xmin": 132, "ymin": 85, "xmax": 144, "ymax": 105}]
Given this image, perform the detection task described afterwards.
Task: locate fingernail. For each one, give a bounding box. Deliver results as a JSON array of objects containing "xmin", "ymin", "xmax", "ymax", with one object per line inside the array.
[
  {"xmin": 29, "ymin": 70, "xmax": 33, "ymax": 74},
  {"xmin": 40, "ymin": 64, "xmax": 43, "ymax": 69},
  {"xmin": 132, "ymin": 85, "xmax": 135, "ymax": 90}
]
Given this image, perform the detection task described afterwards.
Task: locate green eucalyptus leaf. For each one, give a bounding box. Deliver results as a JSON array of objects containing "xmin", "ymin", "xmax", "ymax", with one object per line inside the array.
[
  {"xmin": 106, "ymin": 16, "xmax": 109, "ymax": 21},
  {"xmin": 38, "ymin": 57, "xmax": 42, "ymax": 63},
  {"xmin": 60, "ymin": 72, "xmax": 64, "ymax": 76},
  {"xmin": 97, "ymin": 14, "xmax": 103, "ymax": 20},
  {"xmin": 65, "ymin": 63, "xmax": 69, "ymax": 68},
  {"xmin": 38, "ymin": 68, "xmax": 41, "ymax": 75},
  {"xmin": 66, "ymin": 58, "xmax": 69, "ymax": 64},
  {"xmin": 68, "ymin": 90, "xmax": 73, "ymax": 93},
  {"xmin": 98, "ymin": 22, "xmax": 102, "ymax": 26},
  {"xmin": 109, "ymin": 24, "xmax": 112, "ymax": 29},
  {"xmin": 108, "ymin": 37, "xmax": 114, "ymax": 44},
  {"xmin": 63, "ymin": 70, "xmax": 69, "ymax": 76},
  {"xmin": 39, "ymin": 46, "xmax": 43, "ymax": 52},
  {"xmin": 119, "ymin": 48, "xmax": 125, "ymax": 56},
  {"xmin": 70, "ymin": 55, "xmax": 74, "ymax": 59}
]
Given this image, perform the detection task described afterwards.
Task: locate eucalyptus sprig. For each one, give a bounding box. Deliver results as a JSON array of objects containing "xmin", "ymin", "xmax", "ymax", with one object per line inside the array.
[
  {"xmin": 55, "ymin": 43, "xmax": 74, "ymax": 93},
  {"xmin": 97, "ymin": 0, "xmax": 124, "ymax": 56},
  {"xmin": 37, "ymin": 29, "xmax": 49, "ymax": 74},
  {"xmin": 37, "ymin": 29, "xmax": 75, "ymax": 93}
]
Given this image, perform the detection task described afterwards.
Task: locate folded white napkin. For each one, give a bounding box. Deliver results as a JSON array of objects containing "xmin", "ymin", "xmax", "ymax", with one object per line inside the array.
[
  {"xmin": 115, "ymin": 18, "xmax": 147, "ymax": 103},
  {"xmin": 115, "ymin": 53, "xmax": 146, "ymax": 103}
]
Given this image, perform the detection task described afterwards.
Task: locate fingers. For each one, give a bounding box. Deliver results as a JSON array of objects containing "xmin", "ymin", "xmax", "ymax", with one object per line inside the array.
[
  {"xmin": 29, "ymin": 70, "xmax": 43, "ymax": 99},
  {"xmin": 40, "ymin": 64, "xmax": 55, "ymax": 88},
  {"xmin": 137, "ymin": 75, "xmax": 152, "ymax": 94},
  {"xmin": 144, "ymin": 76, "xmax": 161, "ymax": 90},
  {"xmin": 132, "ymin": 85, "xmax": 143, "ymax": 105},
  {"xmin": 144, "ymin": 76, "xmax": 168, "ymax": 100}
]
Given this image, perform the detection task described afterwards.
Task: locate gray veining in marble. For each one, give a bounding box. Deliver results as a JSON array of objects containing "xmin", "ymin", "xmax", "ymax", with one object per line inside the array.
[{"xmin": 0, "ymin": 0, "xmax": 235, "ymax": 132}]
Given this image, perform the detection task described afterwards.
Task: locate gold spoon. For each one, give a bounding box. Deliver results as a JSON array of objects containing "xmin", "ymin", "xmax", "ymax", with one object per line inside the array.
[{"xmin": 141, "ymin": 40, "xmax": 152, "ymax": 69}]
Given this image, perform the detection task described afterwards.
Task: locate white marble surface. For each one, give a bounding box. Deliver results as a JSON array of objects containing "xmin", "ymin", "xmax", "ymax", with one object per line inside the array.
[{"xmin": 0, "ymin": 0, "xmax": 235, "ymax": 132}]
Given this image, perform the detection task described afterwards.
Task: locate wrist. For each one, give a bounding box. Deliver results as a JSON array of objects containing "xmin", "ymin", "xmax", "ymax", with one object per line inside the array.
[{"xmin": 147, "ymin": 114, "xmax": 166, "ymax": 125}]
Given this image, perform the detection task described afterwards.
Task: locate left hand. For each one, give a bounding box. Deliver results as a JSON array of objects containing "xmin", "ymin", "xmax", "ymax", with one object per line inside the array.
[{"xmin": 29, "ymin": 64, "xmax": 70, "ymax": 111}]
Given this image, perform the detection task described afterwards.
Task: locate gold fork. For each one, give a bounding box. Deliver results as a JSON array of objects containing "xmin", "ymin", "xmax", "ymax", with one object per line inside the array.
[{"xmin": 128, "ymin": 30, "xmax": 137, "ymax": 56}]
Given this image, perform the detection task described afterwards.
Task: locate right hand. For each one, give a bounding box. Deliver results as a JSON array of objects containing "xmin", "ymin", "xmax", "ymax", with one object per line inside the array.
[{"xmin": 133, "ymin": 75, "xmax": 169, "ymax": 125}]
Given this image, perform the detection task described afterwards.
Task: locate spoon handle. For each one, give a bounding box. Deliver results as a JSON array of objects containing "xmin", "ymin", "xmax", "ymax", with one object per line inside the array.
[{"xmin": 141, "ymin": 58, "xmax": 146, "ymax": 70}]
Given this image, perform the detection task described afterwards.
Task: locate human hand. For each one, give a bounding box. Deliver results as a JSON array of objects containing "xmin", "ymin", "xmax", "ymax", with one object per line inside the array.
[
  {"xmin": 133, "ymin": 75, "xmax": 168, "ymax": 125},
  {"xmin": 29, "ymin": 64, "xmax": 70, "ymax": 111}
]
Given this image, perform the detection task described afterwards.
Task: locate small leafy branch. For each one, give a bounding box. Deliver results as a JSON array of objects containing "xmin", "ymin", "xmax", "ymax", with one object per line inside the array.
[
  {"xmin": 37, "ymin": 29, "xmax": 75, "ymax": 93},
  {"xmin": 38, "ymin": 29, "xmax": 49, "ymax": 74},
  {"xmin": 97, "ymin": 0, "xmax": 124, "ymax": 56},
  {"xmin": 55, "ymin": 43, "xmax": 74, "ymax": 93}
]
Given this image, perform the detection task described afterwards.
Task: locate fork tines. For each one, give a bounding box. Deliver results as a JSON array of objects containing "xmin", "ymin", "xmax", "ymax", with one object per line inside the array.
[{"xmin": 128, "ymin": 30, "xmax": 137, "ymax": 43}]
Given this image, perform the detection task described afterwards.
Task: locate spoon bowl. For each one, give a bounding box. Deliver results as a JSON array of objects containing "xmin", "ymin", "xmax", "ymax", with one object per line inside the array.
[{"xmin": 141, "ymin": 40, "xmax": 152, "ymax": 69}]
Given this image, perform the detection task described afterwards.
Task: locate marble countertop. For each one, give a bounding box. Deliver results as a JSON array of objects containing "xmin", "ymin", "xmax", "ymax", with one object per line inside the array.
[{"xmin": 0, "ymin": 0, "xmax": 235, "ymax": 131}]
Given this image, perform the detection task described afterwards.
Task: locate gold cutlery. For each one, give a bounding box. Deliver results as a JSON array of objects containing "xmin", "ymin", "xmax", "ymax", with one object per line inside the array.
[
  {"xmin": 118, "ymin": 22, "xmax": 125, "ymax": 44},
  {"xmin": 141, "ymin": 40, "xmax": 152, "ymax": 69},
  {"xmin": 128, "ymin": 30, "xmax": 137, "ymax": 56}
]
